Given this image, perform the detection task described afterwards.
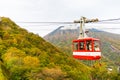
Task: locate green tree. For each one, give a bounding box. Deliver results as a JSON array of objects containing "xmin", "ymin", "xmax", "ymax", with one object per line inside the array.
[{"xmin": 91, "ymin": 62, "xmax": 110, "ymax": 80}]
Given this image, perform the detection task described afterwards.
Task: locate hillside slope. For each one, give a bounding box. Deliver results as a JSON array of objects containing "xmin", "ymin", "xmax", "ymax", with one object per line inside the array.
[{"xmin": 0, "ymin": 17, "xmax": 91, "ymax": 80}]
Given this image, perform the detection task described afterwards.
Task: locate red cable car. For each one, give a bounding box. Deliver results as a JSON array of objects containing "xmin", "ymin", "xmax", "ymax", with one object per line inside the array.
[
  {"xmin": 73, "ymin": 37, "xmax": 101, "ymax": 60},
  {"xmin": 73, "ymin": 17, "xmax": 101, "ymax": 60}
]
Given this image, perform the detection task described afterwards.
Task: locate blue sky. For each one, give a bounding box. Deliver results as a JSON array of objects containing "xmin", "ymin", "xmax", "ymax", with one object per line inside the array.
[{"xmin": 0, "ymin": 0, "xmax": 120, "ymax": 36}]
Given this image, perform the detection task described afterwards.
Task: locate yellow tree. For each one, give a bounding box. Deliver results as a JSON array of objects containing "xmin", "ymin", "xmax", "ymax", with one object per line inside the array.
[{"xmin": 23, "ymin": 56, "xmax": 40, "ymax": 69}]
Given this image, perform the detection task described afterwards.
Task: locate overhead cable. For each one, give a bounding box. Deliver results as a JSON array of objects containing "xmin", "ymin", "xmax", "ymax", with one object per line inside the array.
[{"xmin": 16, "ymin": 18, "xmax": 120, "ymax": 24}]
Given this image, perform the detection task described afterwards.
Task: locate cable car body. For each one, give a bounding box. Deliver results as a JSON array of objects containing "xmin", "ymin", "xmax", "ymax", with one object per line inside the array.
[
  {"xmin": 73, "ymin": 17, "xmax": 101, "ymax": 60},
  {"xmin": 73, "ymin": 37, "xmax": 101, "ymax": 60}
]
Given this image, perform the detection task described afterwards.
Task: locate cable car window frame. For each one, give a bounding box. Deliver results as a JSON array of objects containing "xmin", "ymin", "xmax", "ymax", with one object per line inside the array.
[
  {"xmin": 73, "ymin": 38, "xmax": 101, "ymax": 52},
  {"xmin": 93, "ymin": 40, "xmax": 100, "ymax": 52},
  {"xmin": 86, "ymin": 40, "xmax": 92, "ymax": 51},
  {"xmin": 79, "ymin": 41, "xmax": 85, "ymax": 51},
  {"xmin": 73, "ymin": 40, "xmax": 85, "ymax": 51}
]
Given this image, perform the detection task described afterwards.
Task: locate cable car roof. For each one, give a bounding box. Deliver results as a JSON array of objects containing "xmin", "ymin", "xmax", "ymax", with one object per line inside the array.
[{"xmin": 73, "ymin": 37, "xmax": 100, "ymax": 42}]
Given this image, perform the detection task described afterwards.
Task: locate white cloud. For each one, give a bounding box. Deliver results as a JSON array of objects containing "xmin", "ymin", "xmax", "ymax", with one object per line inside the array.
[
  {"xmin": 0, "ymin": 0, "xmax": 120, "ymax": 36},
  {"xmin": 0, "ymin": 0, "xmax": 120, "ymax": 21}
]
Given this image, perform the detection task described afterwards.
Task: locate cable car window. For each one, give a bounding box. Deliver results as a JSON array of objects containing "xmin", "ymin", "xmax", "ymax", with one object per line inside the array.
[
  {"xmin": 94, "ymin": 40, "xmax": 100, "ymax": 51},
  {"xmin": 79, "ymin": 42, "xmax": 84, "ymax": 50},
  {"xmin": 86, "ymin": 41, "xmax": 92, "ymax": 51},
  {"xmin": 73, "ymin": 42, "xmax": 78, "ymax": 50}
]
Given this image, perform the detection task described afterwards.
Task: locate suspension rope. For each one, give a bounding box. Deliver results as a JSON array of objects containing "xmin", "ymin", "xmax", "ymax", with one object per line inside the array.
[{"xmin": 16, "ymin": 18, "xmax": 120, "ymax": 24}]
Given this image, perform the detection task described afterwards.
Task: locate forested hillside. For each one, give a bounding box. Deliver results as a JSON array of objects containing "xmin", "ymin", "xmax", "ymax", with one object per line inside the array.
[{"xmin": 0, "ymin": 17, "xmax": 93, "ymax": 80}]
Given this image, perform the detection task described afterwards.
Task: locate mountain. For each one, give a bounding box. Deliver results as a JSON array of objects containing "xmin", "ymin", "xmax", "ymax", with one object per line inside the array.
[
  {"xmin": 44, "ymin": 26, "xmax": 120, "ymax": 66},
  {"xmin": 0, "ymin": 17, "xmax": 92, "ymax": 80}
]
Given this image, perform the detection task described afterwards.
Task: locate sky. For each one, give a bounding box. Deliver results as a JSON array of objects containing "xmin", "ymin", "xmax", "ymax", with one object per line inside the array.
[{"xmin": 0, "ymin": 0, "xmax": 120, "ymax": 36}]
